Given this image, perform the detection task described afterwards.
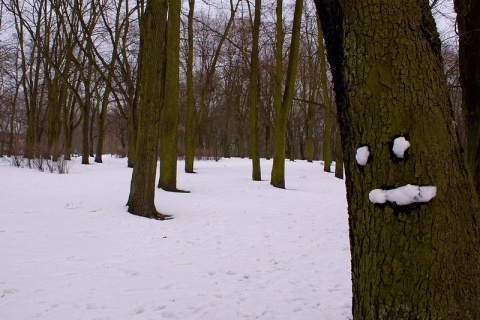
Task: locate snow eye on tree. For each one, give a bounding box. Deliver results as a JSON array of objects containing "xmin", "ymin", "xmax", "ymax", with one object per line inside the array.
[{"xmin": 356, "ymin": 136, "xmax": 437, "ymax": 206}]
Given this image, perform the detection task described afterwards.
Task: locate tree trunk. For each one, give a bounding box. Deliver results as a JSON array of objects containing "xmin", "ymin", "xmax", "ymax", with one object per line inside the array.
[
  {"xmin": 159, "ymin": 0, "xmax": 181, "ymax": 191},
  {"xmin": 304, "ymin": 104, "xmax": 315, "ymax": 162},
  {"xmin": 127, "ymin": 39, "xmax": 142, "ymax": 168},
  {"xmin": 89, "ymin": 99, "xmax": 97, "ymax": 158},
  {"xmin": 127, "ymin": 0, "xmax": 169, "ymax": 220},
  {"xmin": 25, "ymin": 106, "xmax": 36, "ymax": 159},
  {"xmin": 271, "ymin": 0, "xmax": 303, "ymax": 188},
  {"xmin": 454, "ymin": 0, "xmax": 480, "ymax": 196},
  {"xmin": 184, "ymin": 0, "xmax": 195, "ymax": 173},
  {"xmin": 81, "ymin": 99, "xmax": 90, "ymax": 164},
  {"xmin": 95, "ymin": 85, "xmax": 111, "ymax": 163},
  {"xmin": 46, "ymin": 77, "xmax": 62, "ymax": 161},
  {"xmin": 249, "ymin": 0, "xmax": 262, "ymax": 181},
  {"xmin": 315, "ymin": 0, "xmax": 480, "ymax": 318},
  {"xmin": 81, "ymin": 62, "xmax": 94, "ymax": 165},
  {"xmin": 318, "ymin": 19, "xmax": 332, "ymax": 172},
  {"xmin": 127, "ymin": 84, "xmax": 139, "ymax": 168}
]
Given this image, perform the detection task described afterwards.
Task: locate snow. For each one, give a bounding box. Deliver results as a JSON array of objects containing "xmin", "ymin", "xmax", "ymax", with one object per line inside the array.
[
  {"xmin": 392, "ymin": 137, "xmax": 410, "ymax": 158},
  {"xmin": 368, "ymin": 189, "xmax": 387, "ymax": 204},
  {"xmin": 369, "ymin": 184, "xmax": 437, "ymax": 206},
  {"xmin": 0, "ymin": 156, "xmax": 351, "ymax": 319},
  {"xmin": 355, "ymin": 146, "xmax": 369, "ymax": 166}
]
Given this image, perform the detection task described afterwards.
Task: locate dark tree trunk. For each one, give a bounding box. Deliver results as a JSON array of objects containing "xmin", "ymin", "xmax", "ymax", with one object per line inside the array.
[
  {"xmin": 249, "ymin": 0, "xmax": 262, "ymax": 181},
  {"xmin": 81, "ymin": 100, "xmax": 90, "ymax": 164},
  {"xmin": 127, "ymin": 0, "xmax": 169, "ymax": 220},
  {"xmin": 184, "ymin": 0, "xmax": 195, "ymax": 173},
  {"xmin": 454, "ymin": 0, "xmax": 480, "ymax": 196},
  {"xmin": 315, "ymin": 0, "xmax": 480, "ymax": 318}
]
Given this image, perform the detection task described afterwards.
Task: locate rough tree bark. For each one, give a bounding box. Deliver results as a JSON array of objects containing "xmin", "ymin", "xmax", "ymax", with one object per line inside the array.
[
  {"xmin": 127, "ymin": 0, "xmax": 169, "ymax": 220},
  {"xmin": 314, "ymin": 0, "xmax": 480, "ymax": 318}
]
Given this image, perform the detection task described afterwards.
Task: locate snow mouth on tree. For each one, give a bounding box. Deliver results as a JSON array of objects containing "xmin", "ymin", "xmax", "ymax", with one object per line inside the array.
[{"xmin": 369, "ymin": 184, "xmax": 437, "ymax": 206}]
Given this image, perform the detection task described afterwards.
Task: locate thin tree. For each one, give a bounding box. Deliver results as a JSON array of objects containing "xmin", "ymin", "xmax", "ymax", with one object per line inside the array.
[
  {"xmin": 249, "ymin": 0, "xmax": 261, "ymax": 181},
  {"xmin": 184, "ymin": 0, "xmax": 195, "ymax": 170},
  {"xmin": 315, "ymin": 0, "xmax": 480, "ymax": 317},
  {"xmin": 317, "ymin": 17, "xmax": 331, "ymax": 172},
  {"xmin": 127, "ymin": 0, "xmax": 170, "ymax": 219}
]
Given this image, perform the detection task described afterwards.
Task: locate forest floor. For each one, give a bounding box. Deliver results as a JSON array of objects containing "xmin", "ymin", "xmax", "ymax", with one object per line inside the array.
[{"xmin": 0, "ymin": 156, "xmax": 351, "ymax": 319}]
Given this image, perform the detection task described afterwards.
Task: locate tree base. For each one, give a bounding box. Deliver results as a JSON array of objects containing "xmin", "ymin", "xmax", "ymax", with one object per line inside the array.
[
  {"xmin": 153, "ymin": 213, "xmax": 173, "ymax": 220},
  {"xmin": 127, "ymin": 206, "xmax": 173, "ymax": 220},
  {"xmin": 161, "ymin": 188, "xmax": 190, "ymax": 193},
  {"xmin": 270, "ymin": 180, "xmax": 285, "ymax": 189}
]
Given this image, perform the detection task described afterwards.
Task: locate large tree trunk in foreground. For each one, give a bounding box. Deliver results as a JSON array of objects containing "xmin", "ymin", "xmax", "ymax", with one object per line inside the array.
[
  {"xmin": 314, "ymin": 0, "xmax": 480, "ymax": 318},
  {"xmin": 127, "ymin": 0, "xmax": 169, "ymax": 220},
  {"xmin": 454, "ymin": 0, "xmax": 480, "ymax": 196}
]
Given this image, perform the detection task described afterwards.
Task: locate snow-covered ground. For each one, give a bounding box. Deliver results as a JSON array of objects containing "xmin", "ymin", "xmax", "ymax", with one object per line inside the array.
[{"xmin": 0, "ymin": 156, "xmax": 351, "ymax": 320}]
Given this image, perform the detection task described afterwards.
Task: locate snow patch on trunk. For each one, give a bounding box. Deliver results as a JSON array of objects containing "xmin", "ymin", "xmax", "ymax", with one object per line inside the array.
[
  {"xmin": 369, "ymin": 184, "xmax": 437, "ymax": 206},
  {"xmin": 355, "ymin": 146, "xmax": 370, "ymax": 166},
  {"xmin": 392, "ymin": 137, "xmax": 410, "ymax": 158}
]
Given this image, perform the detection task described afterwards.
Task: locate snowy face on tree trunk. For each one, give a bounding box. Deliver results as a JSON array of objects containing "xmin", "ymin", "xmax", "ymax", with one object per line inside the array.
[{"xmin": 355, "ymin": 136, "xmax": 437, "ymax": 206}]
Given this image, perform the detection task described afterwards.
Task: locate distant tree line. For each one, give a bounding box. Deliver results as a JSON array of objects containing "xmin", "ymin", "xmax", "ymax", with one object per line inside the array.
[{"xmin": 0, "ymin": 0, "xmax": 344, "ymax": 170}]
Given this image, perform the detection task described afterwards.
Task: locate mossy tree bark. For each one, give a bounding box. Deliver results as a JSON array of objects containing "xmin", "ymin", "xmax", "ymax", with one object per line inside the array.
[
  {"xmin": 454, "ymin": 0, "xmax": 480, "ymax": 196},
  {"xmin": 159, "ymin": 0, "xmax": 180, "ymax": 191},
  {"xmin": 270, "ymin": 0, "xmax": 303, "ymax": 189},
  {"xmin": 127, "ymin": 0, "xmax": 169, "ymax": 220},
  {"xmin": 249, "ymin": 0, "xmax": 261, "ymax": 181},
  {"xmin": 315, "ymin": 0, "xmax": 480, "ymax": 318}
]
